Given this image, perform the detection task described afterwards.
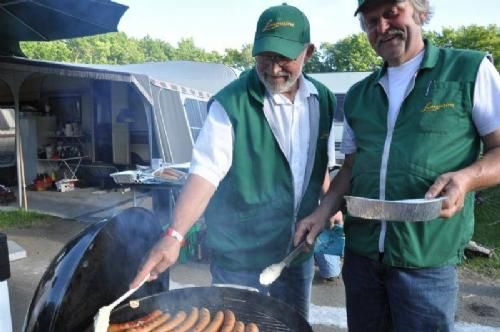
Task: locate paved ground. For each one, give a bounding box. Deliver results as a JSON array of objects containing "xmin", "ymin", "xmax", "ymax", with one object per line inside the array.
[
  {"xmin": 2, "ymin": 188, "xmax": 500, "ymax": 331},
  {"xmin": 5, "ymin": 220, "xmax": 87, "ymax": 332},
  {"xmin": 1, "ymin": 187, "xmax": 148, "ymax": 222}
]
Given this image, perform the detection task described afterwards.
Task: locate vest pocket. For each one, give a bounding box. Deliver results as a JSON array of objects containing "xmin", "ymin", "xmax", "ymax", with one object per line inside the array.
[{"xmin": 412, "ymin": 82, "xmax": 468, "ymax": 134}]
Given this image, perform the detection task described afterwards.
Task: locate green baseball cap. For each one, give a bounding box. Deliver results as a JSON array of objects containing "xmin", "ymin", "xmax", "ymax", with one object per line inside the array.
[
  {"xmin": 354, "ymin": 0, "xmax": 390, "ymax": 15},
  {"xmin": 252, "ymin": 4, "xmax": 310, "ymax": 59}
]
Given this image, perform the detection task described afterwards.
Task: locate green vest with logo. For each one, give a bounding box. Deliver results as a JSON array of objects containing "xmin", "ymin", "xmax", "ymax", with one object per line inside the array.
[
  {"xmin": 205, "ymin": 68, "xmax": 335, "ymax": 271},
  {"xmin": 344, "ymin": 41, "xmax": 485, "ymax": 268}
]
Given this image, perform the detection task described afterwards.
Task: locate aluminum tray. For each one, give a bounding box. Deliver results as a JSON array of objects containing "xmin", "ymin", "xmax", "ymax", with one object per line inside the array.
[{"xmin": 345, "ymin": 196, "xmax": 445, "ymax": 222}]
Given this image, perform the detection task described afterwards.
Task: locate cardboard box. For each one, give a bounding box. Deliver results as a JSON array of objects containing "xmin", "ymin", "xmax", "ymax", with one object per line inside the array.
[{"xmin": 55, "ymin": 179, "xmax": 78, "ymax": 192}]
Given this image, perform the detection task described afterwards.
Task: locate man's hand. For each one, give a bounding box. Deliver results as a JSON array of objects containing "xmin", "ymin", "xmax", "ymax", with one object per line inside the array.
[
  {"xmin": 294, "ymin": 211, "xmax": 328, "ymax": 248},
  {"xmin": 425, "ymin": 171, "xmax": 470, "ymax": 219},
  {"xmin": 295, "ymin": 155, "xmax": 353, "ymax": 246},
  {"xmin": 129, "ymin": 174, "xmax": 217, "ymax": 289},
  {"xmin": 329, "ymin": 210, "xmax": 344, "ymax": 228},
  {"xmin": 130, "ymin": 236, "xmax": 182, "ymax": 289}
]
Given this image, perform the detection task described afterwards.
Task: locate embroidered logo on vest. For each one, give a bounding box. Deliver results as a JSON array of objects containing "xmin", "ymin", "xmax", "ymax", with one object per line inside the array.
[{"xmin": 421, "ymin": 102, "xmax": 455, "ymax": 113}]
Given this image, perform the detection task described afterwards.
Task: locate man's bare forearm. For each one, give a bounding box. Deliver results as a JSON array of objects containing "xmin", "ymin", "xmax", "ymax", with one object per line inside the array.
[
  {"xmin": 130, "ymin": 174, "xmax": 216, "ymax": 288},
  {"xmin": 425, "ymin": 130, "xmax": 500, "ymax": 217},
  {"xmin": 426, "ymin": 130, "xmax": 500, "ymax": 199},
  {"xmin": 462, "ymin": 130, "xmax": 500, "ymax": 192},
  {"xmin": 169, "ymin": 173, "xmax": 216, "ymax": 236}
]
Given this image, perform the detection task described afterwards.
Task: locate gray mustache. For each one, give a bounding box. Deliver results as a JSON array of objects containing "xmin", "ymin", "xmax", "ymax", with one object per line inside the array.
[
  {"xmin": 376, "ymin": 29, "xmax": 404, "ymax": 46},
  {"xmin": 267, "ymin": 72, "xmax": 289, "ymax": 77}
]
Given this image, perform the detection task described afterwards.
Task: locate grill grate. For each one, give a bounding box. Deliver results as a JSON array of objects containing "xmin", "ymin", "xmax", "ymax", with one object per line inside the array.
[
  {"xmin": 109, "ymin": 287, "xmax": 311, "ymax": 332},
  {"xmin": 201, "ymin": 301, "xmax": 292, "ymax": 332}
]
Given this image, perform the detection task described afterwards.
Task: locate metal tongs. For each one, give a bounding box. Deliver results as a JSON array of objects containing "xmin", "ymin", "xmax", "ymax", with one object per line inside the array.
[
  {"xmin": 93, "ymin": 273, "xmax": 150, "ymax": 332},
  {"xmin": 259, "ymin": 241, "xmax": 306, "ymax": 286}
]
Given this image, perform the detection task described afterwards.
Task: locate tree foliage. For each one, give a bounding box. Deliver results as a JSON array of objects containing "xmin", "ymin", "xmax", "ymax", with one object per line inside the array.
[
  {"xmin": 424, "ymin": 25, "xmax": 499, "ymax": 71},
  {"xmin": 223, "ymin": 43, "xmax": 254, "ymax": 71},
  {"xmin": 303, "ymin": 49, "xmax": 331, "ymax": 73},
  {"xmin": 320, "ymin": 34, "xmax": 382, "ymax": 72},
  {"xmin": 20, "ymin": 25, "xmax": 499, "ymax": 72}
]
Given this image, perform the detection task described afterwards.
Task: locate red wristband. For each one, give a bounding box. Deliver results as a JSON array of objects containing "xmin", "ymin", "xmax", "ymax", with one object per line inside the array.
[{"xmin": 165, "ymin": 227, "xmax": 185, "ymax": 245}]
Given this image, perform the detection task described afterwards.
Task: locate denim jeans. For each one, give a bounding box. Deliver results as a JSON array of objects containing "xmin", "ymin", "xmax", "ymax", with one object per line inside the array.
[
  {"xmin": 210, "ymin": 255, "xmax": 314, "ymax": 319},
  {"xmin": 315, "ymin": 253, "xmax": 341, "ymax": 278},
  {"xmin": 342, "ymin": 249, "xmax": 458, "ymax": 332}
]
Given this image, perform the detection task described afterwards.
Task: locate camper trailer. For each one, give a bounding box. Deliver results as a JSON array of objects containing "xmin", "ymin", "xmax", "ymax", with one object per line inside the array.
[{"xmin": 0, "ymin": 57, "xmax": 238, "ymax": 195}]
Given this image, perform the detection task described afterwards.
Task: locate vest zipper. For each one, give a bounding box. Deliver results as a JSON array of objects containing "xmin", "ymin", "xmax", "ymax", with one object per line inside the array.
[
  {"xmin": 378, "ymin": 127, "xmax": 391, "ymax": 253},
  {"xmin": 377, "ymin": 72, "xmax": 418, "ymax": 253}
]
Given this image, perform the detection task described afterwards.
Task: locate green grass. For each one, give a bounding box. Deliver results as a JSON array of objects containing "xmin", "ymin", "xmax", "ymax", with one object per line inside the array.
[
  {"xmin": 461, "ymin": 185, "xmax": 500, "ymax": 278},
  {"xmin": 0, "ymin": 209, "xmax": 55, "ymax": 229}
]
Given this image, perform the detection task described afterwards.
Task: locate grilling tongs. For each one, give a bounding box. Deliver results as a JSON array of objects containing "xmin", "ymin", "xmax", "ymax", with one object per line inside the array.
[
  {"xmin": 259, "ymin": 241, "xmax": 306, "ymax": 286},
  {"xmin": 93, "ymin": 273, "xmax": 150, "ymax": 332}
]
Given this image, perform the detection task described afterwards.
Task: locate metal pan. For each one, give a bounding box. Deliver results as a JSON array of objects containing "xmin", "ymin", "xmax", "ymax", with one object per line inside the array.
[
  {"xmin": 108, "ymin": 286, "xmax": 313, "ymax": 332},
  {"xmin": 345, "ymin": 196, "xmax": 445, "ymax": 222}
]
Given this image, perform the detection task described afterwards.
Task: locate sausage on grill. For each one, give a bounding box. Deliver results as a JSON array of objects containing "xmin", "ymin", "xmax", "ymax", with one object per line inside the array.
[
  {"xmin": 126, "ymin": 312, "xmax": 170, "ymax": 332},
  {"xmin": 244, "ymin": 322, "xmax": 259, "ymax": 332},
  {"xmin": 200, "ymin": 310, "xmax": 224, "ymax": 332},
  {"xmin": 220, "ymin": 309, "xmax": 236, "ymax": 332},
  {"xmin": 150, "ymin": 310, "xmax": 187, "ymax": 332},
  {"xmin": 108, "ymin": 310, "xmax": 163, "ymax": 332},
  {"xmin": 171, "ymin": 307, "xmax": 199, "ymax": 332},
  {"xmin": 231, "ymin": 321, "xmax": 245, "ymax": 332},
  {"xmin": 191, "ymin": 307, "xmax": 211, "ymax": 332}
]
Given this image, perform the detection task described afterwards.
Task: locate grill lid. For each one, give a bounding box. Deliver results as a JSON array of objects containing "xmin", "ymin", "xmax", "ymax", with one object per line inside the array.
[{"xmin": 24, "ymin": 207, "xmax": 169, "ymax": 332}]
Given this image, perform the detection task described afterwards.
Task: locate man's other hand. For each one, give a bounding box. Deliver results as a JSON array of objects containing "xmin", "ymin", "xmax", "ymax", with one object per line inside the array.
[{"xmin": 294, "ymin": 211, "xmax": 329, "ymax": 248}]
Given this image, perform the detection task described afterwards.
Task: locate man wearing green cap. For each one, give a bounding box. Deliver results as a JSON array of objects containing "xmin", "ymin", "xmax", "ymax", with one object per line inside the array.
[
  {"xmin": 295, "ymin": 0, "xmax": 500, "ymax": 330},
  {"xmin": 131, "ymin": 4, "xmax": 336, "ymax": 318}
]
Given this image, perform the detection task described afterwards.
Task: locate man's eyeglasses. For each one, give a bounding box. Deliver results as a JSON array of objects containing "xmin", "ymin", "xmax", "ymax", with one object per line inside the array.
[{"xmin": 256, "ymin": 54, "xmax": 294, "ymax": 67}]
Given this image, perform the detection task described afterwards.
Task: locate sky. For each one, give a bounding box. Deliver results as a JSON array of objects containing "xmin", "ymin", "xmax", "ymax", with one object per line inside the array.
[{"xmin": 114, "ymin": 0, "xmax": 499, "ymax": 53}]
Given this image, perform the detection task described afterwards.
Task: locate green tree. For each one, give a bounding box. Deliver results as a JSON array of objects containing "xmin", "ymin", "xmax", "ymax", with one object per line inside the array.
[
  {"xmin": 171, "ymin": 38, "xmax": 223, "ymax": 63},
  {"xmin": 304, "ymin": 47, "xmax": 331, "ymax": 73},
  {"xmin": 322, "ymin": 34, "xmax": 382, "ymax": 72},
  {"xmin": 19, "ymin": 25, "xmax": 498, "ymax": 72},
  {"xmin": 138, "ymin": 35, "xmax": 173, "ymax": 62},
  {"xmin": 223, "ymin": 44, "xmax": 254, "ymax": 70},
  {"xmin": 425, "ymin": 25, "xmax": 499, "ymax": 71},
  {"xmin": 107, "ymin": 33, "xmax": 145, "ymax": 64},
  {"xmin": 66, "ymin": 35, "xmax": 112, "ymax": 63},
  {"xmin": 21, "ymin": 40, "xmax": 72, "ymax": 62}
]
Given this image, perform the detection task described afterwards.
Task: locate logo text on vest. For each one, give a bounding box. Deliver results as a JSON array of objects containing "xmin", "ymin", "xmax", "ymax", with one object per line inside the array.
[{"xmin": 421, "ymin": 102, "xmax": 455, "ymax": 113}]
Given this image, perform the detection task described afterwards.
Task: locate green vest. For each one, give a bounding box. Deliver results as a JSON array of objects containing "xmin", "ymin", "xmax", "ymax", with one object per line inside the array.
[
  {"xmin": 344, "ymin": 41, "xmax": 485, "ymax": 268},
  {"xmin": 205, "ymin": 68, "xmax": 335, "ymax": 270}
]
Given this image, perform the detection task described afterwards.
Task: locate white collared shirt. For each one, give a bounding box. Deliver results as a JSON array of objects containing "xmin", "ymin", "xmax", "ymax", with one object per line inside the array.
[{"xmin": 190, "ymin": 74, "xmax": 320, "ymax": 209}]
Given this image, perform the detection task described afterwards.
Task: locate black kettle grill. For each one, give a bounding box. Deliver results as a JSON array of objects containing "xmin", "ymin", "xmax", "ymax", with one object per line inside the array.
[{"xmin": 23, "ymin": 207, "xmax": 312, "ymax": 332}]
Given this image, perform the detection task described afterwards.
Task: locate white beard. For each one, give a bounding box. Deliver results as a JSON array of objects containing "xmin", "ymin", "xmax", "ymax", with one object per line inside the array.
[{"xmin": 256, "ymin": 62, "xmax": 303, "ymax": 95}]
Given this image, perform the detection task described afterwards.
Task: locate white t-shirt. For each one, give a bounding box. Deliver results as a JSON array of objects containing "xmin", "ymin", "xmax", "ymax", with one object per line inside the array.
[
  {"xmin": 341, "ymin": 56, "xmax": 500, "ymax": 154},
  {"xmin": 190, "ymin": 75, "xmax": 327, "ymax": 210}
]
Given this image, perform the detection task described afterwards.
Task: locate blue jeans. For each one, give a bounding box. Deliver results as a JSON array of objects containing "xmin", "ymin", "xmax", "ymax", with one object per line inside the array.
[
  {"xmin": 210, "ymin": 255, "xmax": 314, "ymax": 319},
  {"xmin": 315, "ymin": 253, "xmax": 341, "ymax": 278},
  {"xmin": 342, "ymin": 249, "xmax": 458, "ymax": 332}
]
